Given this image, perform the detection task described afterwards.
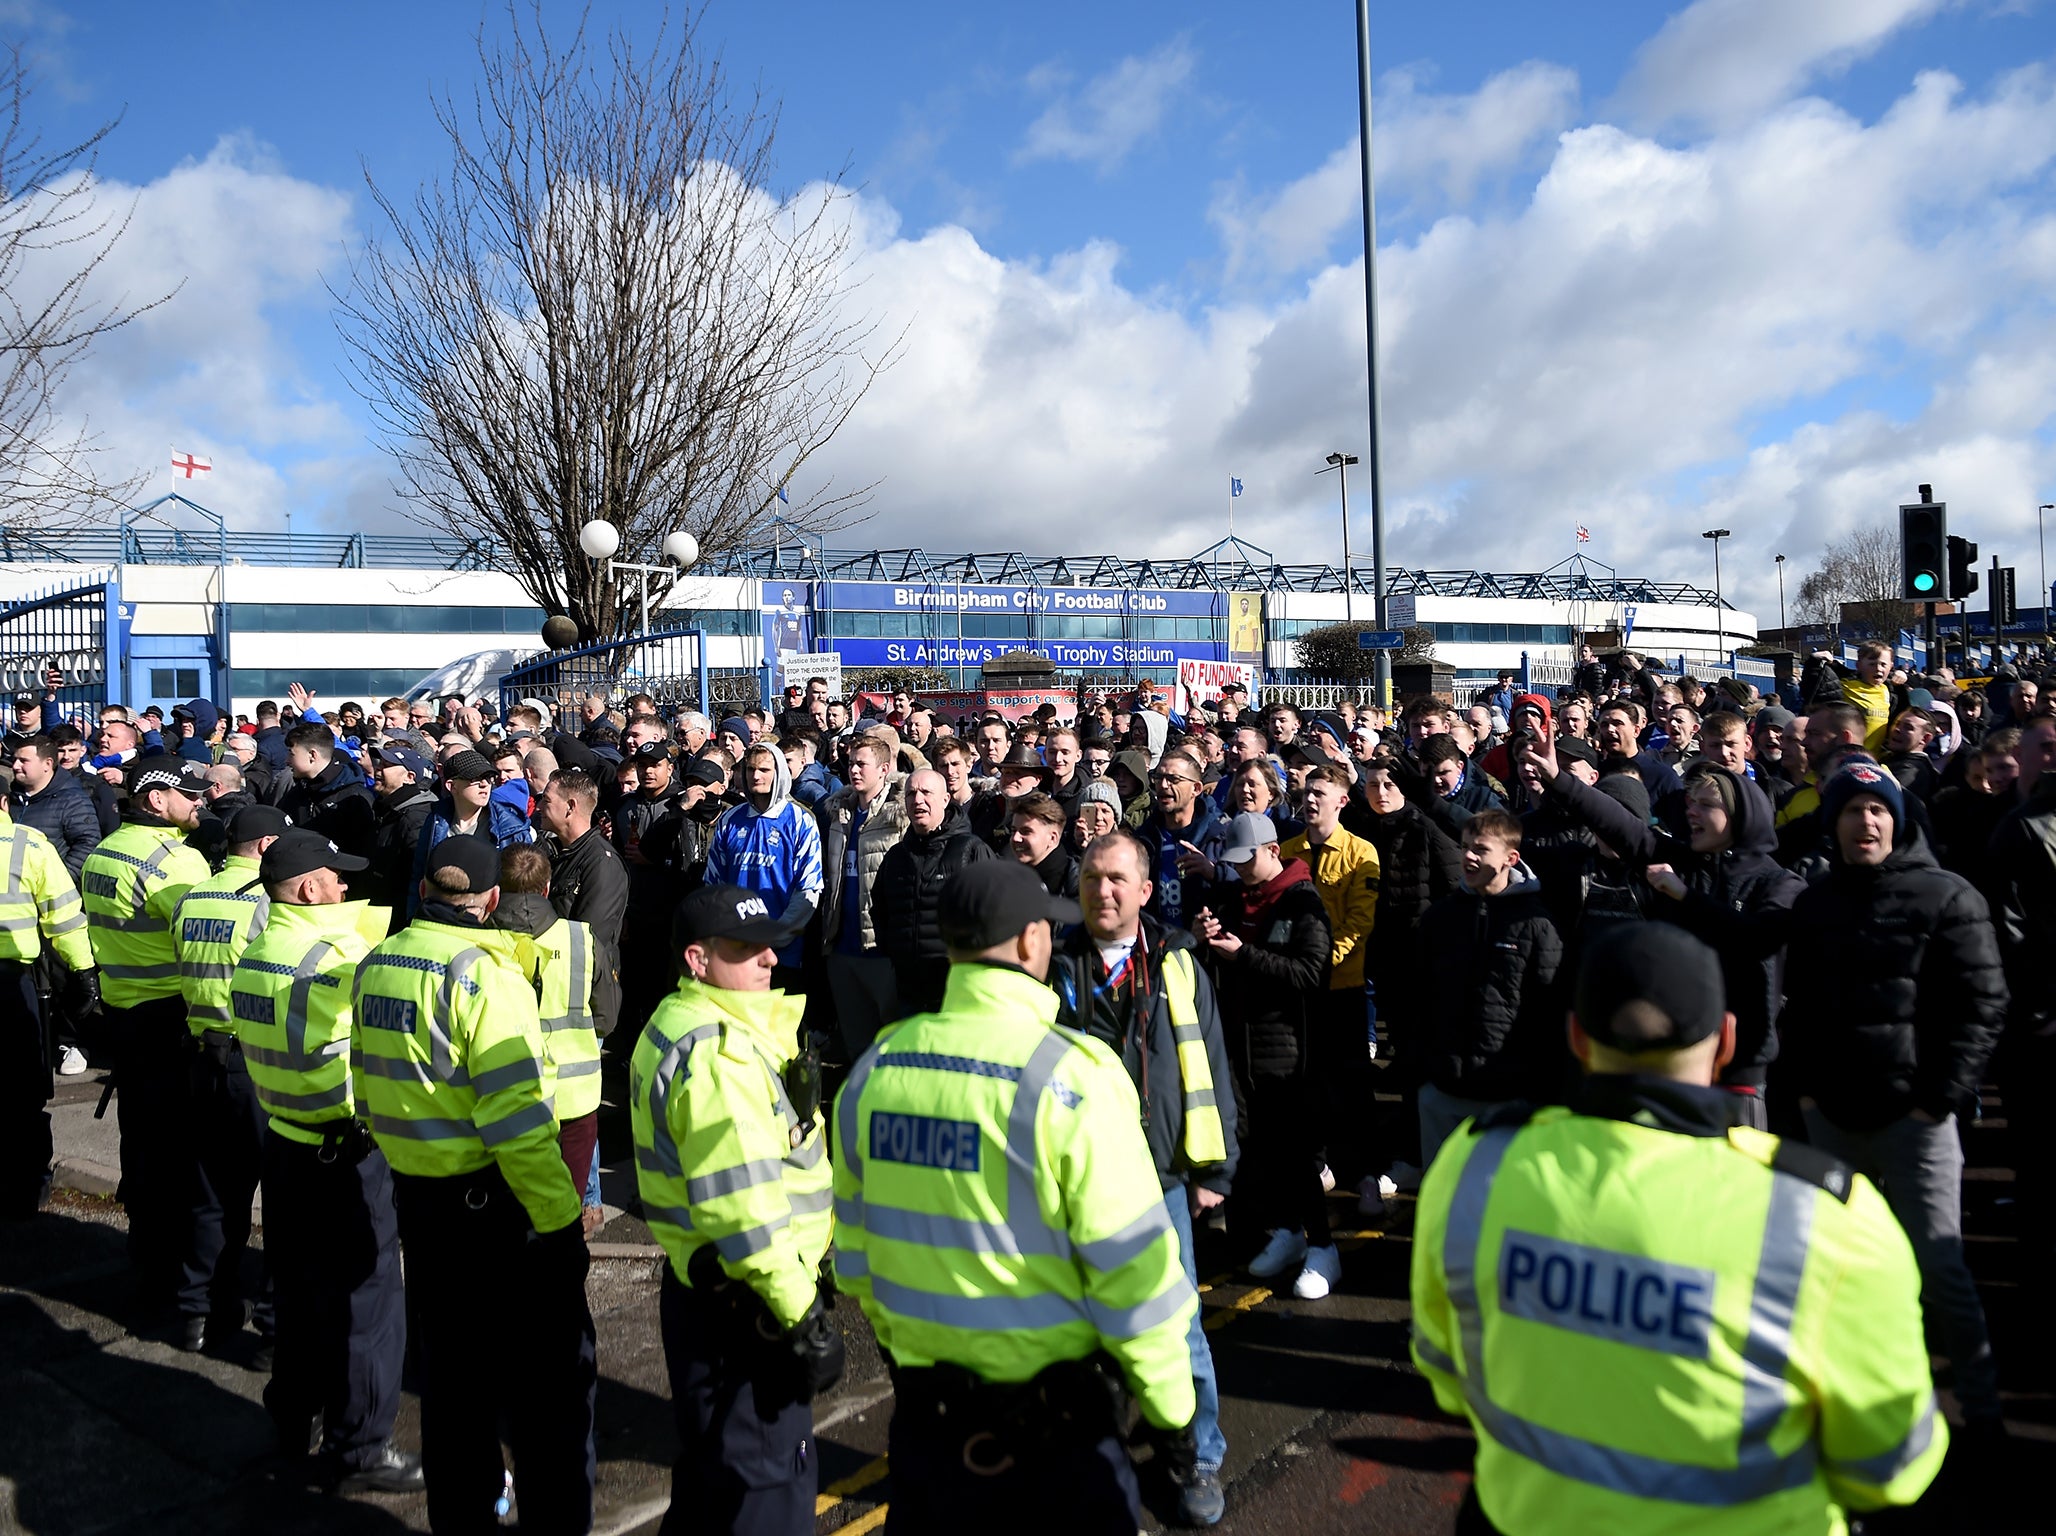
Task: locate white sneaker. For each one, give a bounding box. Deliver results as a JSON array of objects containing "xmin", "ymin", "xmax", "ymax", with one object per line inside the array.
[
  {"xmin": 1292, "ymin": 1245, "xmax": 1343, "ymax": 1299},
  {"xmin": 57, "ymin": 1046, "xmax": 88, "ymax": 1077},
  {"xmin": 1318, "ymin": 1163, "xmax": 1336, "ymax": 1193},
  {"xmin": 1248, "ymin": 1228, "xmax": 1308, "ymax": 1280},
  {"xmin": 1376, "ymin": 1173, "xmax": 1399, "ymax": 1201},
  {"xmin": 1384, "ymin": 1161, "xmax": 1423, "ymax": 1193},
  {"xmin": 1357, "ymin": 1176, "xmax": 1387, "ymax": 1217}
]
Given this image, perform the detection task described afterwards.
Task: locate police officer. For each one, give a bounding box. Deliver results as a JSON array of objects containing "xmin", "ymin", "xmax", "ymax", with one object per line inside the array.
[
  {"xmin": 630, "ymin": 884, "xmax": 842, "ymax": 1535},
  {"xmin": 833, "ymin": 859, "xmax": 1197, "ymax": 1533},
  {"xmin": 0, "ymin": 798, "xmax": 97, "ymax": 1217},
  {"xmin": 81, "ymin": 754, "xmax": 212, "ymax": 1317},
  {"xmin": 171, "ymin": 802, "xmax": 287, "ymax": 1352},
  {"xmin": 230, "ymin": 827, "xmax": 421, "ymax": 1492},
  {"xmin": 354, "ymin": 837, "xmax": 595, "ymax": 1534},
  {"xmin": 1411, "ymin": 925, "xmax": 1945, "ymax": 1535}
]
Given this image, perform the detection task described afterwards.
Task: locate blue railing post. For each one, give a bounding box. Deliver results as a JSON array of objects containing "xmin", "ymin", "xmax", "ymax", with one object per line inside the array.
[{"xmin": 1519, "ymin": 649, "xmax": 1530, "ymax": 692}]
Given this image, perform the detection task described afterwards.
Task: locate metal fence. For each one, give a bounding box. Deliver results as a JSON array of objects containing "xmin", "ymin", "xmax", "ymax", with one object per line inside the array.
[
  {"xmin": 497, "ymin": 626, "xmax": 760, "ymax": 720},
  {"xmin": 0, "ymin": 574, "xmax": 115, "ymax": 717}
]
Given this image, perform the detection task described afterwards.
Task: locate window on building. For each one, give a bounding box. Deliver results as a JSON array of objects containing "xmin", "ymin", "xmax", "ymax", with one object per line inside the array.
[{"xmin": 149, "ymin": 667, "xmax": 201, "ymax": 698}]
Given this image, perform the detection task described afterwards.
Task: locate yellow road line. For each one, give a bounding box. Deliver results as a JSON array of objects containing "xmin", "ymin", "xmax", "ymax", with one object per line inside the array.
[
  {"xmin": 836, "ymin": 1504, "xmax": 891, "ymax": 1535},
  {"xmin": 1203, "ymin": 1284, "xmax": 1271, "ymax": 1332},
  {"xmin": 815, "ymin": 1455, "xmax": 888, "ymax": 1517}
]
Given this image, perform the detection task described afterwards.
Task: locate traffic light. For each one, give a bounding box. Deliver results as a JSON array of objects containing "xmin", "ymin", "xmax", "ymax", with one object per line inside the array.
[
  {"xmin": 1995, "ymin": 565, "xmax": 2017, "ymax": 626},
  {"xmin": 1900, "ymin": 497, "xmax": 1945, "ymax": 598},
  {"xmin": 1947, "ymin": 534, "xmax": 1979, "ymax": 601}
]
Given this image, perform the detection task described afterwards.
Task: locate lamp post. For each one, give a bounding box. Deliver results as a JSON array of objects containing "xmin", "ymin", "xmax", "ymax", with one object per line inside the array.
[
  {"xmin": 1702, "ymin": 529, "xmax": 1730, "ymax": 668},
  {"xmin": 1774, "ymin": 553, "xmax": 1786, "ymax": 635},
  {"xmin": 1354, "ymin": 0, "xmax": 1390, "ymax": 707},
  {"xmin": 1319, "ymin": 452, "xmax": 1360, "ymax": 622},
  {"xmin": 577, "ymin": 521, "xmax": 698, "ymax": 636},
  {"xmin": 2040, "ymin": 503, "xmax": 2053, "ymax": 643}
]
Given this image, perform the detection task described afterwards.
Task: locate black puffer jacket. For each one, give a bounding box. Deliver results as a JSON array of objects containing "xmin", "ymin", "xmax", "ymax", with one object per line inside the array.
[
  {"xmin": 10, "ymin": 777, "xmax": 102, "ymax": 882},
  {"xmin": 1358, "ymin": 799, "xmax": 1463, "ymax": 1026},
  {"xmin": 369, "ymin": 784, "xmax": 437, "ymax": 927},
  {"xmin": 1543, "ymin": 763, "xmax": 1803, "ymax": 1087},
  {"xmin": 1986, "ymin": 773, "xmax": 2056, "ymax": 1037},
  {"xmin": 277, "ymin": 758, "xmax": 377, "ymax": 861},
  {"xmin": 1416, "ymin": 861, "xmax": 1563, "ymax": 1100},
  {"xmin": 1778, "ymin": 823, "xmax": 2006, "ymax": 1132},
  {"xmin": 547, "ymin": 825, "xmax": 630, "ymax": 952},
  {"xmin": 1206, "ymin": 858, "xmax": 1331, "ymax": 1081},
  {"xmin": 869, "ymin": 804, "xmax": 993, "ymax": 1014}
]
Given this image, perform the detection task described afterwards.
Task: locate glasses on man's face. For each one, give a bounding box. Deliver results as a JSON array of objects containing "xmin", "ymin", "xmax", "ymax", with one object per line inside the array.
[{"xmin": 1150, "ymin": 772, "xmax": 1197, "ymax": 788}]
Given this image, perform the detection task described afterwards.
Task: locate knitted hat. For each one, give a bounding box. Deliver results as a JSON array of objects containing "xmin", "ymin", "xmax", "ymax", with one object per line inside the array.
[
  {"xmin": 1593, "ymin": 770, "xmax": 1651, "ymax": 824},
  {"xmin": 1079, "ymin": 777, "xmax": 1122, "ymax": 813},
  {"xmin": 1820, "ymin": 759, "xmax": 1904, "ymax": 838}
]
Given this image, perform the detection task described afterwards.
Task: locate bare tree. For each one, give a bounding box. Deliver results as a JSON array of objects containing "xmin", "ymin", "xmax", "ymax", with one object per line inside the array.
[
  {"xmin": 1792, "ymin": 525, "xmax": 1916, "ymax": 639},
  {"xmin": 335, "ymin": 3, "xmax": 896, "ymax": 640},
  {"xmin": 0, "ymin": 45, "xmax": 173, "ymax": 530}
]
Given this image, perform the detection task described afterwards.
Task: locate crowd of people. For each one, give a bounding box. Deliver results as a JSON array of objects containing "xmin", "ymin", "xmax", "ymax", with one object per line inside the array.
[{"xmin": 0, "ymin": 630, "xmax": 2040, "ymax": 1531}]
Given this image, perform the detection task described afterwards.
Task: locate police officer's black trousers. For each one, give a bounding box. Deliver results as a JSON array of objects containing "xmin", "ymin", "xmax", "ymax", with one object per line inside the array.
[
  {"xmin": 0, "ymin": 961, "xmax": 50, "ymax": 1219},
  {"xmin": 393, "ymin": 1164, "xmax": 597, "ymax": 1536},
  {"xmin": 262, "ymin": 1128, "xmax": 404, "ymax": 1471},
  {"xmin": 106, "ymin": 996, "xmax": 193, "ymax": 1308},
  {"xmin": 883, "ymin": 1365, "xmax": 1140, "ymax": 1536},
  {"xmin": 657, "ymin": 1268, "xmax": 815, "ymax": 1536},
  {"xmin": 182, "ymin": 1036, "xmax": 270, "ymax": 1328}
]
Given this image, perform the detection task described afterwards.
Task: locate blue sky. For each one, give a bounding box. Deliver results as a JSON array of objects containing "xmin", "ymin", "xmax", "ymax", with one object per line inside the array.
[{"xmin": 13, "ymin": 0, "xmax": 2056, "ymax": 615}]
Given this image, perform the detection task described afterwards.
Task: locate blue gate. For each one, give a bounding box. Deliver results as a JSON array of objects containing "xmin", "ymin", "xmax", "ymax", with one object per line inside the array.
[
  {"xmin": 0, "ymin": 573, "xmax": 119, "ymax": 718},
  {"xmin": 499, "ymin": 626, "xmax": 759, "ymax": 720}
]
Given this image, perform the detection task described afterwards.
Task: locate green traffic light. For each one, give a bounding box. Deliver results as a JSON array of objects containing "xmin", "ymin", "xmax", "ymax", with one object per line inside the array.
[{"xmin": 1913, "ymin": 572, "xmax": 1937, "ymax": 593}]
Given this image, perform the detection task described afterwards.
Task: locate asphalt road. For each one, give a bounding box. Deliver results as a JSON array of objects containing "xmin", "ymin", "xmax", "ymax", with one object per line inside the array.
[{"xmin": 4, "ymin": 1071, "xmax": 2047, "ymax": 1535}]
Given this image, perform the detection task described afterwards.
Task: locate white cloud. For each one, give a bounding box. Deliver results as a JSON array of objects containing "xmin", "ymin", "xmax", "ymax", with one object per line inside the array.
[
  {"xmin": 1618, "ymin": 0, "xmax": 1956, "ymax": 130},
  {"xmin": 814, "ymin": 59, "xmax": 2056, "ymax": 622},
  {"xmin": 1016, "ymin": 38, "xmax": 1196, "ymax": 173},
  {"xmin": 1209, "ymin": 62, "xmax": 1579, "ymax": 281}
]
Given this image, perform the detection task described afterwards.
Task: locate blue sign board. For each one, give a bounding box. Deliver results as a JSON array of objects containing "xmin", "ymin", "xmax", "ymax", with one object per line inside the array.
[
  {"xmin": 1356, "ymin": 630, "xmax": 1406, "ymax": 650},
  {"xmin": 831, "ymin": 636, "xmax": 1205, "ymax": 669},
  {"xmin": 820, "ymin": 580, "xmax": 1224, "ymax": 618}
]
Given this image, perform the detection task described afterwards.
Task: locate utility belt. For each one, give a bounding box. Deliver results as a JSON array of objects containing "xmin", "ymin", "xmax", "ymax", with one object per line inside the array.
[
  {"xmin": 191, "ymin": 1029, "xmax": 243, "ymax": 1066},
  {"xmin": 890, "ymin": 1354, "xmax": 1127, "ymax": 1473},
  {"xmin": 272, "ymin": 1115, "xmax": 378, "ymax": 1165}
]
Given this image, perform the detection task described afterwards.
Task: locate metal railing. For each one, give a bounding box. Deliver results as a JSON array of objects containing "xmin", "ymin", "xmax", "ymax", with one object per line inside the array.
[
  {"xmin": 498, "ymin": 626, "xmax": 759, "ymax": 720},
  {"xmin": 0, "ymin": 574, "xmax": 115, "ymax": 711}
]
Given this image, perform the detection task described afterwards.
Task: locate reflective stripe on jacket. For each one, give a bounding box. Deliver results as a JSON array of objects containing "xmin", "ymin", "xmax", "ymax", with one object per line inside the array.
[
  {"xmin": 630, "ymin": 979, "xmax": 830, "ymax": 1327},
  {"xmin": 1159, "ymin": 949, "xmax": 1227, "ymax": 1166},
  {"xmin": 82, "ymin": 821, "xmax": 211, "ymax": 1007},
  {"xmin": 173, "ymin": 856, "xmax": 271, "ymax": 1034},
  {"xmin": 832, "ymin": 962, "xmax": 1197, "ymax": 1431},
  {"xmin": 1410, "ymin": 1094, "xmax": 1945, "ymax": 1533},
  {"xmin": 351, "ymin": 915, "xmax": 579, "ymax": 1233},
  {"xmin": 232, "ymin": 900, "xmax": 378, "ymax": 1144},
  {"xmin": 532, "ymin": 916, "xmax": 603, "ymax": 1120},
  {"xmin": 0, "ymin": 818, "xmax": 94, "ymax": 970}
]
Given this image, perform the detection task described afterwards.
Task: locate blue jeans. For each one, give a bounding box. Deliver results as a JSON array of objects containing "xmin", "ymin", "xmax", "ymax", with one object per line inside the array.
[{"xmin": 1164, "ymin": 1188, "xmax": 1227, "ymax": 1470}]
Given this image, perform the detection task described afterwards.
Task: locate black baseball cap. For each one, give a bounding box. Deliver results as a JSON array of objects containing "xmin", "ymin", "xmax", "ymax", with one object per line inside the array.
[
  {"xmin": 1575, "ymin": 925, "xmax": 1726, "ymax": 1053},
  {"xmin": 226, "ymin": 804, "xmax": 291, "ymax": 844},
  {"xmin": 426, "ymin": 835, "xmax": 500, "ymax": 892},
  {"xmin": 631, "ymin": 741, "xmax": 673, "ymax": 766},
  {"xmin": 681, "ymin": 756, "xmax": 727, "ymax": 788},
  {"xmin": 938, "ymin": 860, "xmax": 1080, "ymax": 950},
  {"xmin": 1554, "ymin": 736, "xmax": 1600, "ymax": 768},
  {"xmin": 260, "ymin": 828, "xmax": 369, "ymax": 885},
  {"xmin": 126, "ymin": 754, "xmax": 210, "ymax": 798},
  {"xmin": 673, "ymin": 884, "xmax": 787, "ymax": 950}
]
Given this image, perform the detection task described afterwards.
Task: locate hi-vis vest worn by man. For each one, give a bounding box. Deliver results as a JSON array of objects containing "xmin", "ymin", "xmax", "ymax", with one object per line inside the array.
[
  {"xmin": 1411, "ymin": 1082, "xmax": 1945, "ymax": 1536},
  {"xmin": 833, "ymin": 962, "xmax": 1197, "ymax": 1431},
  {"xmin": 351, "ymin": 911, "xmax": 579, "ymax": 1233},
  {"xmin": 174, "ymin": 854, "xmax": 270, "ymax": 1034},
  {"xmin": 232, "ymin": 899, "xmax": 382, "ymax": 1143},
  {"xmin": 82, "ymin": 815, "xmax": 211, "ymax": 1008},
  {"xmin": 630, "ymin": 979, "xmax": 831, "ymax": 1327},
  {"xmin": 0, "ymin": 813, "xmax": 94, "ymax": 971},
  {"xmin": 505, "ymin": 904, "xmax": 605, "ymax": 1123}
]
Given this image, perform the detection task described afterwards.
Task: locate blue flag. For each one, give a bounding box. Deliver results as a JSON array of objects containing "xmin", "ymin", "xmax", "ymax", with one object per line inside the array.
[
  {"xmin": 777, "ymin": 481, "xmax": 790, "ymax": 504},
  {"xmin": 1230, "ymin": 477, "xmax": 1243, "ymax": 497}
]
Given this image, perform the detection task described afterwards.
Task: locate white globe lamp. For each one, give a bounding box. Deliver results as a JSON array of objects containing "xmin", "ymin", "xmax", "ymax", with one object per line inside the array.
[
  {"xmin": 661, "ymin": 530, "xmax": 699, "ymax": 568},
  {"xmin": 577, "ymin": 520, "xmax": 620, "ymax": 560}
]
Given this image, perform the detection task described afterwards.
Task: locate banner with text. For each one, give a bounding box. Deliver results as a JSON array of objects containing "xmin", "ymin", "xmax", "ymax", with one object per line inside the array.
[{"xmin": 1175, "ymin": 659, "xmax": 1255, "ymax": 715}]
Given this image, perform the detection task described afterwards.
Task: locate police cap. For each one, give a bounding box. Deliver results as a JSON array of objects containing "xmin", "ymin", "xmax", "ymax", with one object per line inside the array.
[
  {"xmin": 261, "ymin": 828, "xmax": 369, "ymax": 885},
  {"xmin": 226, "ymin": 804, "xmax": 291, "ymax": 844},
  {"xmin": 938, "ymin": 859, "xmax": 1080, "ymax": 951},
  {"xmin": 673, "ymin": 884, "xmax": 786, "ymax": 951},
  {"xmin": 1575, "ymin": 924, "xmax": 1725, "ymax": 1053},
  {"xmin": 127, "ymin": 754, "xmax": 210, "ymax": 798}
]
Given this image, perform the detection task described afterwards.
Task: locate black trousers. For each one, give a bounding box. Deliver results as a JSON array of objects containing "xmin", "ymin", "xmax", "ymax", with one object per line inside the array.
[
  {"xmin": 0, "ymin": 961, "xmax": 49, "ymax": 1218},
  {"xmin": 182, "ymin": 1037, "xmax": 270, "ymax": 1326},
  {"xmin": 106, "ymin": 995, "xmax": 194, "ymax": 1307},
  {"xmin": 393, "ymin": 1164, "xmax": 597, "ymax": 1536},
  {"xmin": 1310, "ymin": 987, "xmax": 1375, "ymax": 1188},
  {"xmin": 262, "ymin": 1128, "xmax": 405, "ymax": 1470},
  {"xmin": 1239, "ymin": 1072, "xmax": 1331, "ymax": 1247},
  {"xmin": 657, "ymin": 1269, "xmax": 815, "ymax": 1536},
  {"xmin": 884, "ymin": 1368, "xmax": 1140, "ymax": 1536}
]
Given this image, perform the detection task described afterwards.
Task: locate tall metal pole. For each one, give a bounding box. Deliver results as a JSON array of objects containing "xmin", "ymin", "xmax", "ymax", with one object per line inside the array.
[
  {"xmin": 1702, "ymin": 528, "xmax": 1729, "ymax": 669},
  {"xmin": 2041, "ymin": 503, "xmax": 2053, "ymax": 643},
  {"xmin": 1339, "ymin": 462, "xmax": 1354, "ymax": 624},
  {"xmin": 1775, "ymin": 553, "xmax": 1786, "ymax": 634},
  {"xmin": 1354, "ymin": 0, "xmax": 1390, "ymax": 706}
]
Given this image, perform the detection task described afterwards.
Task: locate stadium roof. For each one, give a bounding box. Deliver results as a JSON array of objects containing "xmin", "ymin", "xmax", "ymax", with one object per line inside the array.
[{"xmin": 14, "ymin": 500, "xmax": 1724, "ymax": 606}]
